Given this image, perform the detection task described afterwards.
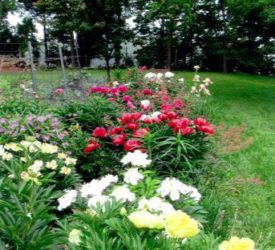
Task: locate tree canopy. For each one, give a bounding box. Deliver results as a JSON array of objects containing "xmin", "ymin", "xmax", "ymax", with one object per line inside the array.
[{"xmin": 1, "ymin": 0, "xmax": 274, "ymax": 74}]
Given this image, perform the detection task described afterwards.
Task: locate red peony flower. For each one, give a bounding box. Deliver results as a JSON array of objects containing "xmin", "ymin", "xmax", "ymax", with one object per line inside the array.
[
  {"xmin": 127, "ymin": 101, "xmax": 136, "ymax": 110},
  {"xmin": 99, "ymin": 87, "xmax": 110, "ymax": 94},
  {"xmin": 198, "ymin": 125, "xmax": 215, "ymax": 135},
  {"xmin": 118, "ymin": 85, "xmax": 127, "ymax": 93},
  {"xmin": 109, "ymin": 126, "xmax": 124, "ymax": 135},
  {"xmin": 161, "ymin": 94, "xmax": 170, "ymax": 103},
  {"xmin": 122, "ymin": 95, "xmax": 132, "ymax": 102},
  {"xmin": 119, "ymin": 113, "xmax": 143, "ymax": 124},
  {"xmin": 110, "ymin": 87, "xmax": 118, "ymax": 96},
  {"xmin": 179, "ymin": 127, "xmax": 193, "ymax": 136},
  {"xmin": 142, "ymin": 88, "xmax": 153, "ymax": 95},
  {"xmin": 193, "ymin": 117, "xmax": 208, "ymax": 126},
  {"xmin": 158, "ymin": 113, "xmax": 169, "ymax": 121},
  {"xmin": 126, "ymin": 122, "xmax": 139, "ymax": 130},
  {"xmin": 83, "ymin": 141, "xmax": 100, "ymax": 153},
  {"xmin": 123, "ymin": 139, "xmax": 141, "ymax": 152},
  {"xmin": 172, "ymin": 98, "xmax": 184, "ymax": 109},
  {"xmin": 133, "ymin": 128, "xmax": 149, "ymax": 138},
  {"xmin": 112, "ymin": 134, "xmax": 126, "ymax": 146},
  {"xmin": 90, "ymin": 86, "xmax": 100, "ymax": 93},
  {"xmin": 161, "ymin": 103, "xmax": 173, "ymax": 113},
  {"xmin": 92, "ymin": 127, "xmax": 107, "ymax": 138},
  {"xmin": 166, "ymin": 112, "xmax": 178, "ymax": 119}
]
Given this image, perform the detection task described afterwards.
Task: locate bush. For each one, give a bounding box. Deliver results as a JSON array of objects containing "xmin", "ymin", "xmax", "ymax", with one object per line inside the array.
[{"xmin": 54, "ymin": 96, "xmax": 119, "ymax": 132}]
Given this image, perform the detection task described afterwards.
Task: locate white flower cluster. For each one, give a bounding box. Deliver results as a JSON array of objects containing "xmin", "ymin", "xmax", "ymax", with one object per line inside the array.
[
  {"xmin": 139, "ymin": 111, "xmax": 161, "ymax": 122},
  {"xmin": 144, "ymin": 71, "xmax": 175, "ymax": 82},
  {"xmin": 0, "ymin": 145, "xmax": 13, "ymax": 161},
  {"xmin": 57, "ymin": 153, "xmax": 201, "ymax": 215},
  {"xmin": 124, "ymin": 168, "xmax": 144, "ymax": 185},
  {"xmin": 57, "ymin": 189, "xmax": 78, "ymax": 211},
  {"xmin": 120, "ymin": 150, "xmax": 152, "ymax": 168},
  {"xmin": 78, "ymin": 174, "xmax": 135, "ymax": 210},
  {"xmin": 190, "ymin": 66, "xmax": 213, "ymax": 96},
  {"xmin": 80, "ymin": 174, "xmax": 118, "ymax": 198},
  {"xmin": 138, "ymin": 197, "xmax": 175, "ymax": 215},
  {"xmin": 157, "ymin": 177, "xmax": 201, "ymax": 202}
]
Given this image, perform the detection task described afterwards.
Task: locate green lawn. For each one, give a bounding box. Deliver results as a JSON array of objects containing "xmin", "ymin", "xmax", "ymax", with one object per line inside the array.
[
  {"xmin": 1, "ymin": 69, "xmax": 275, "ymax": 247},
  {"xmin": 179, "ymin": 72, "xmax": 275, "ymax": 247}
]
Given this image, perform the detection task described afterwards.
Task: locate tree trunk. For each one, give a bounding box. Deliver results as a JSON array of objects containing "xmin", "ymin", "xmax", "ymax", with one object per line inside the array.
[
  {"xmin": 167, "ymin": 28, "xmax": 172, "ymax": 70},
  {"xmin": 106, "ymin": 57, "xmax": 111, "ymax": 81},
  {"xmin": 70, "ymin": 32, "xmax": 76, "ymax": 67},
  {"xmin": 220, "ymin": 0, "xmax": 228, "ymax": 73},
  {"xmin": 43, "ymin": 15, "xmax": 48, "ymax": 64}
]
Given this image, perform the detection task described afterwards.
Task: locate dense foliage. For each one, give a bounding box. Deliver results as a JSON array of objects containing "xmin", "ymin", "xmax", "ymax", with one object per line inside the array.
[{"xmin": 1, "ymin": 0, "xmax": 274, "ymax": 74}]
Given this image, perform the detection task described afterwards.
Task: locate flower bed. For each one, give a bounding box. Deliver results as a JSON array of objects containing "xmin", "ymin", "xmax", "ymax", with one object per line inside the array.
[{"xmin": 0, "ymin": 68, "xmax": 258, "ymax": 250}]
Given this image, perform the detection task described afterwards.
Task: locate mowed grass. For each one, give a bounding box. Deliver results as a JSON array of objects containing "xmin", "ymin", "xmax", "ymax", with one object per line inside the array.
[
  {"xmin": 1, "ymin": 69, "xmax": 275, "ymax": 247},
  {"xmin": 178, "ymin": 72, "xmax": 275, "ymax": 247}
]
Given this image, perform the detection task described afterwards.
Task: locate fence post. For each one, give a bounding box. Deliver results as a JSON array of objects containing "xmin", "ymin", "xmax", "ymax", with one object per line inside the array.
[
  {"xmin": 28, "ymin": 41, "xmax": 38, "ymax": 92},
  {"xmin": 58, "ymin": 43, "xmax": 69, "ymax": 94}
]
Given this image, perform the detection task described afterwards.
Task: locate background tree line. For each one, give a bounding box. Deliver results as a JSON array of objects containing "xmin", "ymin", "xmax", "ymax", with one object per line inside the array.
[{"xmin": 1, "ymin": 0, "xmax": 274, "ymax": 74}]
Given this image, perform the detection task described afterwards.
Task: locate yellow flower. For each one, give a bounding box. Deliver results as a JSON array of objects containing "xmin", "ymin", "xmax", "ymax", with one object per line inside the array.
[
  {"xmin": 69, "ymin": 124, "xmax": 80, "ymax": 131},
  {"xmin": 219, "ymin": 236, "xmax": 256, "ymax": 250},
  {"xmin": 69, "ymin": 229, "xmax": 81, "ymax": 245},
  {"xmin": 41, "ymin": 143, "xmax": 58, "ymax": 154},
  {"xmin": 46, "ymin": 160, "xmax": 57, "ymax": 170},
  {"xmin": 57, "ymin": 153, "xmax": 67, "ymax": 160},
  {"xmin": 65, "ymin": 157, "xmax": 77, "ymax": 166},
  {"xmin": 128, "ymin": 210, "xmax": 164, "ymax": 230},
  {"xmin": 164, "ymin": 210, "xmax": 200, "ymax": 238},
  {"xmin": 20, "ymin": 157, "xmax": 28, "ymax": 162},
  {"xmin": 4, "ymin": 143, "xmax": 22, "ymax": 152},
  {"xmin": 1, "ymin": 152, "xmax": 13, "ymax": 161},
  {"xmin": 60, "ymin": 167, "xmax": 72, "ymax": 175}
]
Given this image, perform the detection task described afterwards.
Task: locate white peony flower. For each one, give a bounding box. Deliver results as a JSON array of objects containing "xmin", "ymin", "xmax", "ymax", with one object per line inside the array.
[
  {"xmin": 28, "ymin": 160, "xmax": 43, "ymax": 175},
  {"xmin": 193, "ymin": 74, "xmax": 200, "ymax": 82},
  {"xmin": 178, "ymin": 78, "xmax": 185, "ymax": 83},
  {"xmin": 157, "ymin": 177, "xmax": 201, "ymax": 202},
  {"xmin": 87, "ymin": 195, "xmax": 110, "ymax": 208},
  {"xmin": 194, "ymin": 65, "xmax": 200, "ymax": 70},
  {"xmin": 113, "ymin": 81, "xmax": 119, "ymax": 86},
  {"xmin": 140, "ymin": 100, "xmax": 150, "ymax": 109},
  {"xmin": 57, "ymin": 189, "xmax": 77, "ymax": 211},
  {"xmin": 120, "ymin": 150, "xmax": 152, "ymax": 167},
  {"xmin": 144, "ymin": 72, "xmax": 156, "ymax": 80},
  {"xmin": 165, "ymin": 72, "xmax": 175, "ymax": 79},
  {"xmin": 138, "ymin": 197, "xmax": 175, "ymax": 215},
  {"xmin": 124, "ymin": 168, "xmax": 144, "ymax": 185},
  {"xmin": 69, "ymin": 229, "xmax": 81, "ymax": 245},
  {"xmin": 110, "ymin": 185, "xmax": 135, "ymax": 203},
  {"xmin": 191, "ymin": 86, "xmax": 197, "ymax": 94},
  {"xmin": 80, "ymin": 175, "xmax": 118, "ymax": 198},
  {"xmin": 203, "ymin": 77, "xmax": 213, "ymax": 85},
  {"xmin": 157, "ymin": 73, "xmax": 163, "ymax": 79}
]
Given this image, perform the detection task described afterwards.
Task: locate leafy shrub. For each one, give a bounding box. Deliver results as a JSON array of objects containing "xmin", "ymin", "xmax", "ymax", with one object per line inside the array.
[
  {"xmin": 0, "ymin": 179, "xmax": 64, "ymax": 249},
  {"xmin": 0, "ymin": 98, "xmax": 47, "ymax": 117},
  {"xmin": 54, "ymin": 96, "xmax": 119, "ymax": 132}
]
